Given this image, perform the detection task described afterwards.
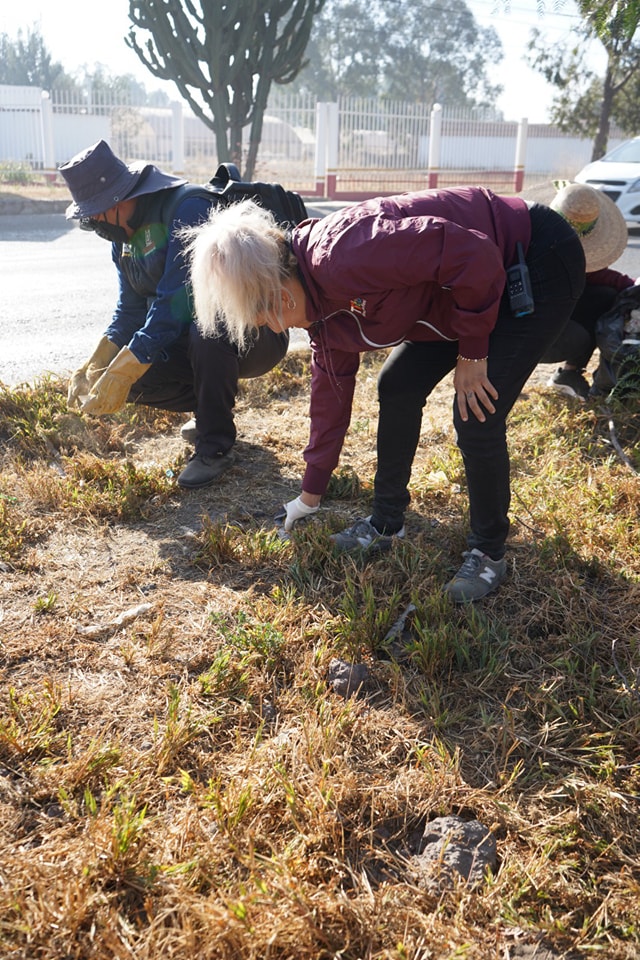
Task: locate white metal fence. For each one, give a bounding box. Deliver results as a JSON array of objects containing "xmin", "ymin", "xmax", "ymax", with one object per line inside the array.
[{"xmin": 0, "ymin": 84, "xmax": 625, "ymax": 198}]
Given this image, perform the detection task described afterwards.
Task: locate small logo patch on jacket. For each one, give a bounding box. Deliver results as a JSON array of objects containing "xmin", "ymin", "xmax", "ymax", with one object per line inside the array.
[
  {"xmin": 141, "ymin": 227, "xmax": 156, "ymax": 255},
  {"xmin": 350, "ymin": 297, "xmax": 367, "ymax": 316}
]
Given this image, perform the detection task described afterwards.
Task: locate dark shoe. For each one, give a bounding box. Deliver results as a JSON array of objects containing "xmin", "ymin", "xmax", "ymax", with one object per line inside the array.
[
  {"xmin": 330, "ymin": 516, "xmax": 405, "ymax": 553},
  {"xmin": 443, "ymin": 549, "xmax": 507, "ymax": 603},
  {"xmin": 177, "ymin": 451, "xmax": 236, "ymax": 489},
  {"xmin": 180, "ymin": 417, "xmax": 197, "ymax": 444},
  {"xmin": 546, "ymin": 367, "xmax": 589, "ymax": 400}
]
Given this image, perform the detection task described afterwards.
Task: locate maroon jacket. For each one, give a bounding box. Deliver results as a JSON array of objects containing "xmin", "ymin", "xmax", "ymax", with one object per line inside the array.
[
  {"xmin": 586, "ymin": 267, "xmax": 635, "ymax": 291},
  {"xmin": 290, "ymin": 187, "xmax": 531, "ymax": 495}
]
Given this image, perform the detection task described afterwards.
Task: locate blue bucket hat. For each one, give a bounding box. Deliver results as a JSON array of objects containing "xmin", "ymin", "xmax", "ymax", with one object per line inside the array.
[{"xmin": 59, "ymin": 139, "xmax": 187, "ymax": 220}]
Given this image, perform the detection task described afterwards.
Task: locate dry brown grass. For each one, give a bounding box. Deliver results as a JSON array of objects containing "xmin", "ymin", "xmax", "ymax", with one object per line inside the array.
[{"xmin": 0, "ymin": 353, "xmax": 639, "ymax": 960}]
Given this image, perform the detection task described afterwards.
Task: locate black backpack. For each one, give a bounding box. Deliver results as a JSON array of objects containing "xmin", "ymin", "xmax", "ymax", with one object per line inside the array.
[
  {"xmin": 166, "ymin": 161, "xmax": 308, "ymax": 229},
  {"xmin": 593, "ymin": 284, "xmax": 640, "ymax": 398}
]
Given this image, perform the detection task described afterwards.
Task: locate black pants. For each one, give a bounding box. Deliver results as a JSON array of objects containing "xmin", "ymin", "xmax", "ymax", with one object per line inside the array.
[
  {"xmin": 126, "ymin": 323, "xmax": 289, "ymax": 457},
  {"xmin": 539, "ymin": 284, "xmax": 619, "ymax": 369},
  {"xmin": 371, "ymin": 203, "xmax": 586, "ymax": 559}
]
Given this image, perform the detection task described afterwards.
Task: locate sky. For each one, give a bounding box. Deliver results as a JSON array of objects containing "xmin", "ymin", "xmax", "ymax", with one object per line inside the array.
[{"xmin": 2, "ymin": 0, "xmax": 607, "ymax": 123}]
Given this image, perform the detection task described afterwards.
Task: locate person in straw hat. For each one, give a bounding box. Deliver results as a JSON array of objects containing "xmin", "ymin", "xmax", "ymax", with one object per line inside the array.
[
  {"xmin": 58, "ymin": 139, "xmax": 289, "ymax": 489},
  {"xmin": 520, "ymin": 181, "xmax": 633, "ymax": 399},
  {"xmin": 181, "ymin": 183, "xmax": 588, "ymax": 602}
]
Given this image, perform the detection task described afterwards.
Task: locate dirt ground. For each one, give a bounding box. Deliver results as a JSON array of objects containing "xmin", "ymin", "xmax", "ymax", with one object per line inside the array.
[
  {"xmin": 1, "ymin": 353, "xmax": 562, "ymax": 653},
  {"xmin": 4, "ymin": 341, "xmax": 640, "ymax": 960}
]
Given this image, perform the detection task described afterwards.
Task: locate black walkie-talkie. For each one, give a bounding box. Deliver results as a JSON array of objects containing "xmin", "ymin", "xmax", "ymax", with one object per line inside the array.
[{"xmin": 506, "ymin": 242, "xmax": 534, "ymax": 317}]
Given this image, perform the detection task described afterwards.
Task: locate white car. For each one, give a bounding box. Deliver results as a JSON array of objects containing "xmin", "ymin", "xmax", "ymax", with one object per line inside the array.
[{"xmin": 574, "ymin": 137, "xmax": 640, "ymax": 223}]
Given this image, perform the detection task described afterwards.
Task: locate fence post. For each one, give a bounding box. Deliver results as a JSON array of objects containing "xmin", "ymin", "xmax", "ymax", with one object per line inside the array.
[
  {"xmin": 40, "ymin": 91, "xmax": 56, "ymax": 180},
  {"xmin": 314, "ymin": 101, "xmax": 339, "ymax": 199},
  {"xmin": 171, "ymin": 100, "xmax": 184, "ymax": 174},
  {"xmin": 325, "ymin": 102, "xmax": 339, "ymax": 199},
  {"xmin": 314, "ymin": 102, "xmax": 328, "ymax": 197},
  {"xmin": 428, "ymin": 103, "xmax": 442, "ymax": 189},
  {"xmin": 514, "ymin": 118, "xmax": 528, "ymax": 193}
]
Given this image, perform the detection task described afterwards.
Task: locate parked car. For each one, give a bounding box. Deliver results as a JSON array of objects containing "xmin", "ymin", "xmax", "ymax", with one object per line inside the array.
[{"xmin": 574, "ymin": 137, "xmax": 640, "ymax": 223}]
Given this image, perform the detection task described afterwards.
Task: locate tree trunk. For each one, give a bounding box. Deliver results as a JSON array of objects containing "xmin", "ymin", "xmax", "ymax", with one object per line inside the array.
[
  {"xmin": 244, "ymin": 58, "xmax": 273, "ymax": 179},
  {"xmin": 592, "ymin": 60, "xmax": 616, "ymax": 160},
  {"xmin": 244, "ymin": 123, "xmax": 262, "ymax": 182},
  {"xmin": 229, "ymin": 93, "xmax": 245, "ymax": 169},
  {"xmin": 213, "ymin": 120, "xmax": 232, "ymax": 170}
]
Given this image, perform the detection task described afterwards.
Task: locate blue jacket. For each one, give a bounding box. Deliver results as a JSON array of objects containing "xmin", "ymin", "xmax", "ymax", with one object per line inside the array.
[{"xmin": 104, "ymin": 189, "xmax": 213, "ymax": 364}]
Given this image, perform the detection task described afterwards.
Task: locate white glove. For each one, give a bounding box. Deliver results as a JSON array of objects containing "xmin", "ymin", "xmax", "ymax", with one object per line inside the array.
[{"xmin": 275, "ymin": 496, "xmax": 320, "ymax": 533}]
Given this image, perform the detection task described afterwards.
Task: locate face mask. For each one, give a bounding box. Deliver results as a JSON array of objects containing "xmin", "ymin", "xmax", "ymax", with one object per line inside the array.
[{"xmin": 80, "ymin": 208, "xmax": 128, "ymax": 245}]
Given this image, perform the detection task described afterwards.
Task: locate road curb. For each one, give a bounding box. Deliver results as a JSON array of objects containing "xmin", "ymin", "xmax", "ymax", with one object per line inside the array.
[{"xmin": 0, "ymin": 194, "xmax": 68, "ymax": 215}]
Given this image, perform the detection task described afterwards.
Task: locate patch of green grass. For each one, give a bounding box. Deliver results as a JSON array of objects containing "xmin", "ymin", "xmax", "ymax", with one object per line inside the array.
[
  {"xmin": 0, "ymin": 681, "xmax": 65, "ymax": 763},
  {"xmin": 16, "ymin": 453, "xmax": 178, "ymax": 522},
  {"xmin": 199, "ymin": 611, "xmax": 288, "ymax": 700},
  {"xmin": 33, "ymin": 591, "xmax": 57, "ymax": 614},
  {"xmin": 61, "ymin": 455, "xmax": 177, "ymax": 520},
  {"xmin": 0, "ymin": 377, "xmax": 69, "ymax": 457},
  {"xmin": 0, "ymin": 494, "xmax": 26, "ymax": 562},
  {"xmin": 325, "ymin": 465, "xmax": 365, "ymax": 500},
  {"xmin": 151, "ymin": 683, "xmax": 206, "ymax": 776},
  {"xmin": 195, "ymin": 517, "xmax": 286, "ymax": 568}
]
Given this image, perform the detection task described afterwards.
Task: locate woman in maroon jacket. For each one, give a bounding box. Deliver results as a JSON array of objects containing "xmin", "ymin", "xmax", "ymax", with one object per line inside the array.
[{"xmin": 183, "ymin": 183, "xmax": 605, "ymax": 602}]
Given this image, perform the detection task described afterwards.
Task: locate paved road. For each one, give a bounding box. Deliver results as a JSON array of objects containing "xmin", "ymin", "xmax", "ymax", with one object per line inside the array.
[
  {"xmin": 2, "ymin": 209, "xmax": 640, "ymax": 388},
  {"xmin": 1, "ymin": 215, "xmax": 119, "ymax": 387}
]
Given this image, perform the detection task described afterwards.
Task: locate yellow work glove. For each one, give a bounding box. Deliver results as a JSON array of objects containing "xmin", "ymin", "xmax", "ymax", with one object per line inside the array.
[
  {"xmin": 81, "ymin": 346, "xmax": 152, "ymax": 416},
  {"xmin": 68, "ymin": 336, "xmax": 120, "ymax": 409}
]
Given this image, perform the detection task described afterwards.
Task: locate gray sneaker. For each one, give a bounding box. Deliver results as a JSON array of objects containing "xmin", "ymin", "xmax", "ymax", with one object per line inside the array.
[
  {"xmin": 444, "ymin": 548, "xmax": 507, "ymax": 603},
  {"xmin": 330, "ymin": 516, "xmax": 405, "ymax": 553}
]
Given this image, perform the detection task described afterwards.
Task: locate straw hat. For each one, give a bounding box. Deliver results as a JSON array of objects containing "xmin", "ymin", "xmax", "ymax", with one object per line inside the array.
[
  {"xmin": 519, "ymin": 180, "xmax": 627, "ymax": 272},
  {"xmin": 59, "ymin": 139, "xmax": 186, "ymax": 219}
]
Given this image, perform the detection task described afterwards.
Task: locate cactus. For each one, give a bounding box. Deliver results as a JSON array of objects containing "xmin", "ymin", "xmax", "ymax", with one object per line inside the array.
[{"xmin": 126, "ymin": 0, "xmax": 325, "ymax": 178}]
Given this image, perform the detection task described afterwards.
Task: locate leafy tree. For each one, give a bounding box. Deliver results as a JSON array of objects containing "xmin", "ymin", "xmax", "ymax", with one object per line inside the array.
[
  {"xmin": 0, "ymin": 26, "xmax": 76, "ymax": 90},
  {"xmin": 126, "ymin": 0, "xmax": 327, "ymax": 178},
  {"xmin": 609, "ymin": 68, "xmax": 640, "ymax": 132},
  {"xmin": 289, "ymin": 0, "xmax": 384, "ymax": 98},
  {"xmin": 528, "ymin": 3, "xmax": 640, "ymax": 159},
  {"xmin": 0, "ymin": 26, "xmax": 170, "ymax": 107},
  {"xmin": 380, "ymin": 0, "xmax": 502, "ymax": 108},
  {"xmin": 576, "ymin": 0, "xmax": 640, "ymax": 39},
  {"xmin": 290, "ymin": 0, "xmax": 502, "ymax": 109},
  {"xmin": 500, "ymin": 1, "xmax": 640, "ymax": 40},
  {"xmin": 78, "ymin": 65, "xmax": 169, "ymax": 106}
]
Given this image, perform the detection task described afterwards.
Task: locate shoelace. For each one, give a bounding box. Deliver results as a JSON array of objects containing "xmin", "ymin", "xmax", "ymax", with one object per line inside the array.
[
  {"xmin": 348, "ymin": 519, "xmax": 379, "ymax": 539},
  {"xmin": 456, "ymin": 551, "xmax": 483, "ymax": 579}
]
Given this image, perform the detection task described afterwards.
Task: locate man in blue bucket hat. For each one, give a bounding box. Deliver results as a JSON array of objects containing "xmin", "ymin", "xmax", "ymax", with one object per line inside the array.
[{"xmin": 59, "ymin": 140, "xmax": 289, "ymax": 489}]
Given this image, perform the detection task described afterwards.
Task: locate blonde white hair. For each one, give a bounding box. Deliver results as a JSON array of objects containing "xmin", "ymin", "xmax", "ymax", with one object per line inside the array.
[{"xmin": 182, "ymin": 199, "xmax": 295, "ymax": 349}]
